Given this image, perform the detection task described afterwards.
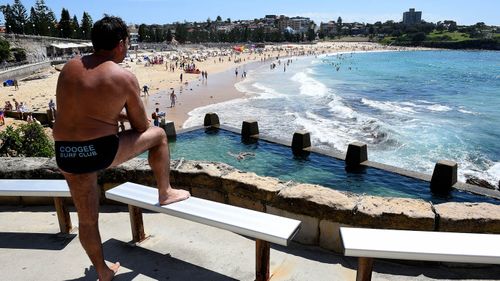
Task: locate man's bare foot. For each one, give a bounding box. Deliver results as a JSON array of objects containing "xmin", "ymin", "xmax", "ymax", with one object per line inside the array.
[
  {"xmin": 99, "ymin": 262, "xmax": 120, "ymax": 281},
  {"xmin": 159, "ymin": 188, "xmax": 190, "ymax": 205}
]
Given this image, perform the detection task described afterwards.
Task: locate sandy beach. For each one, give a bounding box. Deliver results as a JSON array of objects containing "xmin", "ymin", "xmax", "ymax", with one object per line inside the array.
[{"xmin": 0, "ymin": 42, "xmax": 420, "ymax": 133}]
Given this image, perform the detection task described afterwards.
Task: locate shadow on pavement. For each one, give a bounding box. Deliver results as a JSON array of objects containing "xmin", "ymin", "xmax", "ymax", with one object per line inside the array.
[
  {"xmin": 95, "ymin": 238, "xmax": 239, "ymax": 281},
  {"xmin": 0, "ymin": 232, "xmax": 75, "ymax": 250}
]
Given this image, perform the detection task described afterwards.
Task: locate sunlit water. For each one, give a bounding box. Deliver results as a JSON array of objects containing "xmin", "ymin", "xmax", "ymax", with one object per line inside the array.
[
  {"xmin": 185, "ymin": 50, "xmax": 500, "ymax": 188},
  {"xmin": 162, "ymin": 129, "xmax": 499, "ymax": 204}
]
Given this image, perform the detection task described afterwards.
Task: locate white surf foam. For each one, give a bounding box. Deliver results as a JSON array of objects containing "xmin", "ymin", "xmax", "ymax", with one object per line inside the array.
[
  {"xmin": 291, "ymin": 71, "xmax": 329, "ymax": 97},
  {"xmin": 426, "ymin": 104, "xmax": 452, "ymax": 112},
  {"xmin": 361, "ymin": 98, "xmax": 416, "ymax": 114},
  {"xmin": 250, "ymin": 83, "xmax": 287, "ymax": 100}
]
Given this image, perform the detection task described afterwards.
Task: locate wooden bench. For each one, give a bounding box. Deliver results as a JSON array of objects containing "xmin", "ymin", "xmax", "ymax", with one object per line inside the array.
[
  {"xmin": 340, "ymin": 227, "xmax": 500, "ymax": 281},
  {"xmin": 0, "ymin": 179, "xmax": 74, "ymax": 234},
  {"xmin": 105, "ymin": 182, "xmax": 301, "ymax": 281}
]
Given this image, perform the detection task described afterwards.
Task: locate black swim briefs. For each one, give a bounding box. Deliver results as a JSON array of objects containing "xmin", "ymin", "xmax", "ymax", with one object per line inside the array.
[{"xmin": 55, "ymin": 135, "xmax": 119, "ymax": 174}]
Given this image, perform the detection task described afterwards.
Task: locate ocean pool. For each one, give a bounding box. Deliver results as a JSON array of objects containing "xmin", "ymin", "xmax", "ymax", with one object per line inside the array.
[{"xmin": 149, "ymin": 128, "xmax": 500, "ymax": 205}]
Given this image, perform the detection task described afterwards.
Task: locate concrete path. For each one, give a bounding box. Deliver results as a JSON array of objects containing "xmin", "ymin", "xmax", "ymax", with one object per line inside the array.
[{"xmin": 1, "ymin": 205, "xmax": 499, "ymax": 281}]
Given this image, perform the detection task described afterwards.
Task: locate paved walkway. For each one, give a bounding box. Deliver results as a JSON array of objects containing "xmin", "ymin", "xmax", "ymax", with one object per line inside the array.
[{"xmin": 1, "ymin": 205, "xmax": 499, "ymax": 281}]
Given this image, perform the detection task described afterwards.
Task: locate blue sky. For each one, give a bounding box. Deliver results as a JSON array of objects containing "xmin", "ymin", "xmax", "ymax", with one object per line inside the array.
[{"xmin": 2, "ymin": 0, "xmax": 499, "ymax": 26}]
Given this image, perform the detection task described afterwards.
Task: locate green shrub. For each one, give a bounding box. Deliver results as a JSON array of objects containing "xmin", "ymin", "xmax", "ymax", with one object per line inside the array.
[
  {"xmin": 0, "ymin": 123, "xmax": 54, "ymax": 157},
  {"xmin": 11, "ymin": 47, "xmax": 27, "ymax": 62},
  {"xmin": 0, "ymin": 38, "xmax": 10, "ymax": 62}
]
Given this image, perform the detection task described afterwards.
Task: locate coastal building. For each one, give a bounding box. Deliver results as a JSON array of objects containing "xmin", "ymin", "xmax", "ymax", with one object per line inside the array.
[
  {"xmin": 277, "ymin": 16, "xmax": 311, "ymax": 33},
  {"xmin": 320, "ymin": 21, "xmax": 337, "ymax": 36},
  {"xmin": 264, "ymin": 15, "xmax": 277, "ymax": 25},
  {"xmin": 403, "ymin": 8, "xmax": 422, "ymax": 25}
]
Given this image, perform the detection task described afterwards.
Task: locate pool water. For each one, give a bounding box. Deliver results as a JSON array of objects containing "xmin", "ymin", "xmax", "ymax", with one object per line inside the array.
[{"xmin": 155, "ymin": 128, "xmax": 498, "ymax": 204}]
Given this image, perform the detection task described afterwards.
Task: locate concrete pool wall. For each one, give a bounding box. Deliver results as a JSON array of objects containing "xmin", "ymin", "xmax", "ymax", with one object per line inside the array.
[{"xmin": 1, "ymin": 156, "xmax": 500, "ymax": 253}]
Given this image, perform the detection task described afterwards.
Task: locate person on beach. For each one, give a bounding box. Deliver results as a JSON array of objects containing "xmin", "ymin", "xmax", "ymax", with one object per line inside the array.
[
  {"xmin": 52, "ymin": 16, "xmax": 189, "ymax": 281},
  {"xmin": 3, "ymin": 101, "xmax": 13, "ymax": 111},
  {"xmin": 142, "ymin": 84, "xmax": 149, "ymax": 96},
  {"xmin": 48, "ymin": 99, "xmax": 56, "ymax": 120},
  {"xmin": 151, "ymin": 108, "xmax": 165, "ymax": 126},
  {"xmin": 170, "ymin": 89, "xmax": 177, "ymax": 107},
  {"xmin": 179, "ymin": 73, "xmax": 183, "ymax": 83},
  {"xmin": 25, "ymin": 112, "xmax": 33, "ymax": 123}
]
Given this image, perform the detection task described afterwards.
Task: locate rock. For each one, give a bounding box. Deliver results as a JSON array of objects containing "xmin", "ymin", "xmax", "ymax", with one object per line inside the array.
[
  {"xmin": 222, "ymin": 170, "xmax": 286, "ymax": 201},
  {"xmin": 271, "ymin": 183, "xmax": 357, "ymax": 223},
  {"xmin": 435, "ymin": 202, "xmax": 500, "ymax": 233},
  {"xmin": 352, "ymin": 196, "xmax": 435, "ymax": 230},
  {"xmin": 466, "ymin": 176, "xmax": 496, "ymax": 190}
]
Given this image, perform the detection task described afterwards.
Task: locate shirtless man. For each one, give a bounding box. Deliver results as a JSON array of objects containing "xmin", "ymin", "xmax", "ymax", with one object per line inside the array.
[{"xmin": 53, "ymin": 16, "xmax": 189, "ymax": 281}]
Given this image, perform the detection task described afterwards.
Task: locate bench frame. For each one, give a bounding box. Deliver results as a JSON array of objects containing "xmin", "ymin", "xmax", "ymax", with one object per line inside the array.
[
  {"xmin": 340, "ymin": 227, "xmax": 500, "ymax": 281},
  {"xmin": 53, "ymin": 197, "xmax": 73, "ymax": 234},
  {"xmin": 0, "ymin": 179, "xmax": 74, "ymax": 235},
  {"xmin": 106, "ymin": 182, "xmax": 301, "ymax": 281},
  {"xmin": 128, "ymin": 205, "xmax": 273, "ymax": 280}
]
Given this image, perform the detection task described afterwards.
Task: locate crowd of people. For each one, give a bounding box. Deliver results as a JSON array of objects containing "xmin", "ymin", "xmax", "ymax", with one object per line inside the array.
[{"xmin": 1, "ymin": 98, "xmax": 55, "ymax": 126}]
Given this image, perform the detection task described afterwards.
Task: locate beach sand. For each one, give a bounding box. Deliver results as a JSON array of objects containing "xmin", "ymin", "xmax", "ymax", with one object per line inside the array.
[{"xmin": 0, "ymin": 42, "xmax": 420, "ymax": 134}]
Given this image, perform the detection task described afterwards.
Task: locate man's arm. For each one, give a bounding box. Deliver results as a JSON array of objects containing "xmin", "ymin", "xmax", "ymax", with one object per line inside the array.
[
  {"xmin": 118, "ymin": 111, "xmax": 128, "ymax": 122},
  {"xmin": 122, "ymin": 72, "xmax": 149, "ymax": 132}
]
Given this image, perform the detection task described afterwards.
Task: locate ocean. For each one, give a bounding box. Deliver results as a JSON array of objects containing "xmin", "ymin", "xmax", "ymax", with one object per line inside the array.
[{"xmin": 184, "ymin": 50, "xmax": 500, "ymax": 187}]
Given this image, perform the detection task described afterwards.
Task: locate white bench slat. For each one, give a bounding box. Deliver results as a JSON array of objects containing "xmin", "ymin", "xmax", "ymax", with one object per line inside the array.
[
  {"xmin": 340, "ymin": 227, "xmax": 500, "ymax": 264},
  {"xmin": 0, "ymin": 180, "xmax": 71, "ymax": 197},
  {"xmin": 105, "ymin": 182, "xmax": 301, "ymax": 246}
]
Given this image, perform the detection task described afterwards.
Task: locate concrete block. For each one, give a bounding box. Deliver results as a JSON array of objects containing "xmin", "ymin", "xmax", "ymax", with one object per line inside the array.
[
  {"xmin": 203, "ymin": 112, "xmax": 220, "ymax": 127},
  {"xmin": 430, "ymin": 160, "xmax": 457, "ymax": 195},
  {"xmin": 319, "ymin": 220, "xmax": 346, "ymax": 253},
  {"xmin": 160, "ymin": 120, "xmax": 176, "ymax": 138},
  {"xmin": 292, "ymin": 131, "xmax": 311, "ymax": 154},
  {"xmin": 267, "ymin": 206, "xmax": 318, "ymax": 245},
  {"xmin": 345, "ymin": 142, "xmax": 367, "ymax": 168},
  {"xmin": 241, "ymin": 120, "xmax": 259, "ymax": 137}
]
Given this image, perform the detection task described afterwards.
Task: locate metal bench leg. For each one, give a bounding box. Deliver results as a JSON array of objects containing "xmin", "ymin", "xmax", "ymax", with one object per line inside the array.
[
  {"xmin": 356, "ymin": 257, "xmax": 374, "ymax": 281},
  {"xmin": 129, "ymin": 205, "xmax": 146, "ymax": 243},
  {"xmin": 255, "ymin": 239, "xmax": 270, "ymax": 281},
  {"xmin": 53, "ymin": 197, "xmax": 73, "ymax": 234}
]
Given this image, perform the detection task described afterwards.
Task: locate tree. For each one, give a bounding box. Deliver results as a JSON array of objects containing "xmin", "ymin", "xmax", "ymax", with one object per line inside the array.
[
  {"xmin": 59, "ymin": 8, "xmax": 72, "ymax": 38},
  {"xmin": 80, "ymin": 12, "xmax": 92, "ymax": 40},
  {"xmin": 1, "ymin": 5, "xmax": 15, "ymax": 33},
  {"xmin": 336, "ymin": 16, "xmax": 342, "ymax": 29},
  {"xmin": 174, "ymin": 23, "xmax": 188, "ymax": 43},
  {"xmin": 72, "ymin": 15, "xmax": 80, "ymax": 38},
  {"xmin": 0, "ymin": 38, "xmax": 10, "ymax": 62},
  {"xmin": 307, "ymin": 28, "xmax": 316, "ymax": 41},
  {"xmin": 29, "ymin": 7, "xmax": 38, "ymax": 35},
  {"xmin": 216, "ymin": 15, "xmax": 222, "ymax": 22},
  {"xmin": 31, "ymin": 0, "xmax": 57, "ymax": 36},
  {"xmin": 166, "ymin": 29, "xmax": 173, "ymax": 42},
  {"xmin": 411, "ymin": 32, "xmax": 426, "ymax": 43},
  {"xmin": 11, "ymin": 0, "xmax": 28, "ymax": 34}
]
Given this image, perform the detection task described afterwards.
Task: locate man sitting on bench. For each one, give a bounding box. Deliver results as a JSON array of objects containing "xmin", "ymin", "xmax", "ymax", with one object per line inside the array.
[{"xmin": 53, "ymin": 16, "xmax": 190, "ymax": 281}]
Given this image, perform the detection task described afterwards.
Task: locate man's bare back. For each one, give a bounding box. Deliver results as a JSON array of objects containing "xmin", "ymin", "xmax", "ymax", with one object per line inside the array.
[
  {"xmin": 53, "ymin": 55, "xmax": 147, "ymax": 141},
  {"xmin": 53, "ymin": 16, "xmax": 189, "ymax": 281}
]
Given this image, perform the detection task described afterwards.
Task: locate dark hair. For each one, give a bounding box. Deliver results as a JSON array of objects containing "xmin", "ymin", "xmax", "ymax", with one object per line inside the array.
[{"xmin": 91, "ymin": 16, "xmax": 129, "ymax": 51}]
